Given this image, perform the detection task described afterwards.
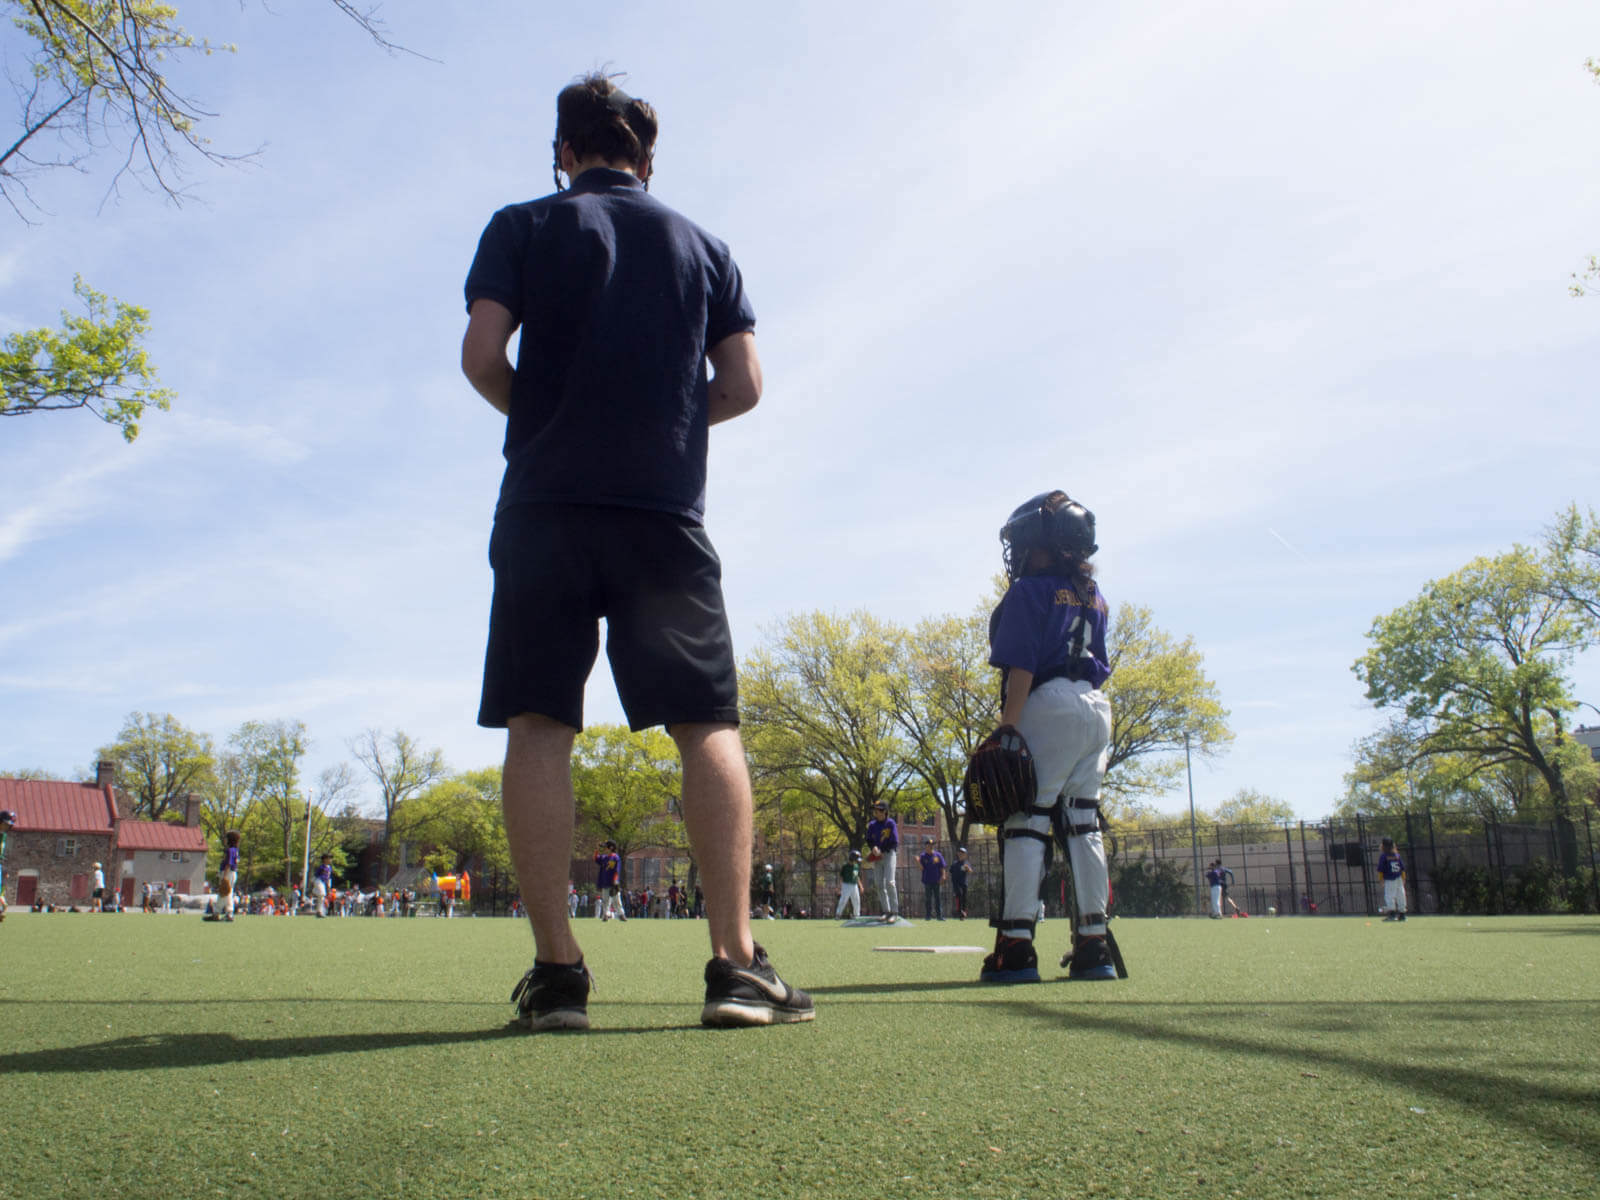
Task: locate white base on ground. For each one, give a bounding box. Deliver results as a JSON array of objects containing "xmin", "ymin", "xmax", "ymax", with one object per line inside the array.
[{"xmin": 873, "ymin": 945, "xmax": 987, "ymax": 953}]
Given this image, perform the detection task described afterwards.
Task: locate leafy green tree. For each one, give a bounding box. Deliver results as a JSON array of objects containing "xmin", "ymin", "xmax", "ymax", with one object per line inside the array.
[
  {"xmin": 0, "ymin": 277, "xmax": 173, "ymax": 440},
  {"xmin": 3, "ymin": 0, "xmax": 401, "ymax": 207},
  {"xmin": 3, "ymin": 1, "xmax": 401, "ymax": 436},
  {"xmin": 398, "ymin": 773, "xmax": 509, "ymax": 878},
  {"xmin": 1212, "ymin": 787, "xmax": 1295, "ymax": 836},
  {"xmin": 1100, "ymin": 603, "xmax": 1232, "ymax": 801},
  {"xmin": 887, "ymin": 610, "xmax": 995, "ymax": 847},
  {"xmin": 231, "ymin": 718, "xmax": 308, "ymax": 887},
  {"xmin": 1339, "ymin": 715, "xmax": 1546, "ymax": 822},
  {"xmin": 1544, "ymin": 504, "xmax": 1600, "ymax": 625},
  {"xmin": 1356, "ymin": 546, "xmax": 1595, "ymax": 817},
  {"xmin": 741, "ymin": 611, "xmax": 913, "ymax": 850},
  {"xmin": 199, "ymin": 747, "xmax": 253, "ymax": 870},
  {"xmin": 571, "ymin": 725, "xmax": 681, "ymax": 885},
  {"xmin": 350, "ymin": 728, "xmax": 447, "ymax": 873},
  {"xmin": 755, "ymin": 779, "xmax": 849, "ymax": 913},
  {"xmin": 94, "ymin": 710, "xmax": 213, "ymax": 820},
  {"xmin": 306, "ymin": 762, "xmax": 357, "ymax": 867}
]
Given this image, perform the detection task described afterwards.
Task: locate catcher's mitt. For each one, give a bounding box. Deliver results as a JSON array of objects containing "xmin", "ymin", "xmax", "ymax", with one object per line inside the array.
[{"xmin": 962, "ymin": 724, "xmax": 1038, "ymax": 826}]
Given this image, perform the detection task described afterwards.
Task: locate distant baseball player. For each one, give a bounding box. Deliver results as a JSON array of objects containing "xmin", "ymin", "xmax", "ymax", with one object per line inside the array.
[
  {"xmin": 594, "ymin": 841, "xmax": 626, "ymax": 922},
  {"xmin": 219, "ymin": 831, "xmax": 240, "ymax": 923},
  {"xmin": 1378, "ymin": 837, "xmax": 1407, "ymax": 921},
  {"xmin": 91, "ymin": 861, "xmax": 105, "ymax": 912},
  {"xmin": 974, "ymin": 490, "xmax": 1117, "ymax": 982},
  {"xmin": 919, "ymin": 837, "xmax": 947, "ymax": 921},
  {"xmin": 463, "ymin": 70, "xmax": 809, "ymax": 1032},
  {"xmin": 1206, "ymin": 861, "xmax": 1225, "ymax": 919},
  {"xmin": 865, "ymin": 802, "xmax": 900, "ymax": 923},
  {"xmin": 312, "ymin": 853, "xmax": 334, "ymax": 918},
  {"xmin": 0, "ymin": 809, "xmax": 14, "ymax": 923},
  {"xmin": 949, "ymin": 847, "xmax": 973, "ymax": 920},
  {"xmin": 757, "ymin": 863, "xmax": 777, "ymax": 919},
  {"xmin": 835, "ymin": 850, "xmax": 863, "ymax": 919}
]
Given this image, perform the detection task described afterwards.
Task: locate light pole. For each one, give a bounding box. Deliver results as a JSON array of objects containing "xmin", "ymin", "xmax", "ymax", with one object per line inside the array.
[{"xmin": 1186, "ymin": 731, "xmax": 1202, "ymax": 916}]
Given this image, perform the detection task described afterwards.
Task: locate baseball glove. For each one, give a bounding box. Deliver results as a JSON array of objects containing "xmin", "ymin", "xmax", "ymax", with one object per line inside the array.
[{"xmin": 962, "ymin": 724, "xmax": 1038, "ymax": 826}]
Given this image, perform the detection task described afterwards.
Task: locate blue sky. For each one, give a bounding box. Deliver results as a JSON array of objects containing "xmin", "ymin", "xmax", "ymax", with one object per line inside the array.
[{"xmin": 2, "ymin": 1, "xmax": 1597, "ymax": 819}]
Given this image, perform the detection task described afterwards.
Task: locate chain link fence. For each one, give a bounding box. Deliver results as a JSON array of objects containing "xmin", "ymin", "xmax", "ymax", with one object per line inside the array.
[{"xmin": 763, "ymin": 806, "xmax": 1600, "ymax": 920}]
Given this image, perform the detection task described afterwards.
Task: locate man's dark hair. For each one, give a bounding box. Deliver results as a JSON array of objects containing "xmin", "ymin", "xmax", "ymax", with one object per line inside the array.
[{"xmin": 552, "ymin": 71, "xmax": 659, "ymax": 191}]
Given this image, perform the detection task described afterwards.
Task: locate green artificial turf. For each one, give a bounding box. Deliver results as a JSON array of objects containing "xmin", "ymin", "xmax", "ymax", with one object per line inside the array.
[{"xmin": 1, "ymin": 912, "xmax": 1597, "ymax": 1199}]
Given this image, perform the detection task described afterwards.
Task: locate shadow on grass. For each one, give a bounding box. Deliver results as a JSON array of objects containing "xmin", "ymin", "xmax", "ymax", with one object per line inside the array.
[
  {"xmin": 809, "ymin": 980, "xmax": 1600, "ymax": 1162},
  {"xmin": 1001, "ymin": 997, "xmax": 1600, "ymax": 1166},
  {"xmin": 1464, "ymin": 922, "xmax": 1600, "ymax": 936},
  {"xmin": 0, "ymin": 1021, "xmax": 711, "ymax": 1074}
]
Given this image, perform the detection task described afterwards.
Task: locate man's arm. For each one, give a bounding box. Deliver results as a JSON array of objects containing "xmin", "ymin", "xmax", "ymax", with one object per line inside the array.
[
  {"xmin": 706, "ymin": 331, "xmax": 762, "ymax": 425},
  {"xmin": 461, "ymin": 298, "xmax": 518, "ymax": 416}
]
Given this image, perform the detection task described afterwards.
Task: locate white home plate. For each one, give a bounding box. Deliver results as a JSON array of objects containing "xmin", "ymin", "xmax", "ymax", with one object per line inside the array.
[{"xmin": 874, "ymin": 945, "xmax": 987, "ymax": 953}]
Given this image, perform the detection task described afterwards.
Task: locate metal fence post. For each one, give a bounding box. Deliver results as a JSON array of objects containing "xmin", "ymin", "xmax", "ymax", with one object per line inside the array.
[
  {"xmin": 1358, "ymin": 812, "xmax": 1377, "ymax": 915},
  {"xmin": 1486, "ymin": 813, "xmax": 1506, "ymax": 913},
  {"xmin": 1284, "ymin": 824, "xmax": 1298, "ymax": 915},
  {"xmin": 1586, "ymin": 805, "xmax": 1600, "ymax": 913},
  {"xmin": 1299, "ymin": 822, "xmax": 1314, "ymax": 913}
]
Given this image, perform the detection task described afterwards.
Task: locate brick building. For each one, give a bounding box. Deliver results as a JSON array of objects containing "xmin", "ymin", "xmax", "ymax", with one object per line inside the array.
[{"xmin": 0, "ymin": 763, "xmax": 209, "ymax": 909}]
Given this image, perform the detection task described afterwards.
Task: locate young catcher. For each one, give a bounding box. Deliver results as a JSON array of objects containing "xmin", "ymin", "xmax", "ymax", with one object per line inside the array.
[
  {"xmin": 965, "ymin": 490, "xmax": 1118, "ymax": 982},
  {"xmin": 462, "ymin": 71, "xmax": 810, "ymax": 1031}
]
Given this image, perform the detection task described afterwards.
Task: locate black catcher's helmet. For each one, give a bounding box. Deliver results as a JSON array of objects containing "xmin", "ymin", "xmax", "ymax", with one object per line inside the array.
[
  {"xmin": 1000, "ymin": 490, "xmax": 1097, "ymax": 580},
  {"xmin": 0, "ymin": 809, "xmax": 15, "ymax": 825}
]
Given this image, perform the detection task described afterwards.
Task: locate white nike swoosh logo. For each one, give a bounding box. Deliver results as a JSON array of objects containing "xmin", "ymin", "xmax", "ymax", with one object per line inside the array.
[{"xmin": 728, "ymin": 968, "xmax": 792, "ymax": 1003}]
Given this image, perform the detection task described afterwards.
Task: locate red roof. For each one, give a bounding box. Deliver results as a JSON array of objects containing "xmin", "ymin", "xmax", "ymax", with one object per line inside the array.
[
  {"xmin": 117, "ymin": 819, "xmax": 207, "ymax": 853},
  {"xmin": 0, "ymin": 778, "xmax": 117, "ymax": 835}
]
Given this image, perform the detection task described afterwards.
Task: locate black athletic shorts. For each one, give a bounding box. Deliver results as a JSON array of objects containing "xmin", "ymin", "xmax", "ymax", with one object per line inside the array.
[{"xmin": 478, "ymin": 503, "xmax": 740, "ymax": 732}]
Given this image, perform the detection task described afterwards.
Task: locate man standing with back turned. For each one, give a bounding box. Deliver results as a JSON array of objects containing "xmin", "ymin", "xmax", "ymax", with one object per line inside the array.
[{"xmin": 461, "ymin": 72, "xmax": 813, "ymax": 1032}]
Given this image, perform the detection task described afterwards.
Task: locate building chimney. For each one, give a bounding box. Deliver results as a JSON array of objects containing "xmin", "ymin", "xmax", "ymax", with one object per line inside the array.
[
  {"xmin": 96, "ymin": 760, "xmax": 117, "ymax": 788},
  {"xmin": 184, "ymin": 793, "xmax": 201, "ymax": 828}
]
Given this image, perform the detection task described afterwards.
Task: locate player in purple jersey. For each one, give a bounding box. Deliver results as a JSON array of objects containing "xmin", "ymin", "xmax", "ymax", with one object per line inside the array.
[
  {"xmin": 594, "ymin": 842, "xmax": 626, "ymax": 922},
  {"xmin": 220, "ymin": 830, "xmax": 241, "ymax": 922},
  {"xmin": 981, "ymin": 491, "xmax": 1118, "ymax": 983},
  {"xmin": 919, "ymin": 838, "xmax": 947, "ymax": 921},
  {"xmin": 312, "ymin": 854, "xmax": 334, "ymax": 918},
  {"xmin": 1378, "ymin": 837, "xmax": 1407, "ymax": 921}
]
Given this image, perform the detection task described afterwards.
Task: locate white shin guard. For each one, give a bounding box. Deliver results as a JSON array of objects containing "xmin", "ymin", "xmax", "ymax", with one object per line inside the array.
[
  {"xmin": 1067, "ymin": 830, "xmax": 1110, "ymax": 936},
  {"xmin": 999, "ymin": 811, "xmax": 1053, "ymax": 939}
]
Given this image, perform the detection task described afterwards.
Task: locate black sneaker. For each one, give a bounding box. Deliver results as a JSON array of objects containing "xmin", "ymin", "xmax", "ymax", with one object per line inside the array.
[
  {"xmin": 510, "ymin": 959, "xmax": 592, "ymax": 1031},
  {"xmin": 701, "ymin": 944, "xmax": 815, "ymax": 1027},
  {"xmin": 1064, "ymin": 935, "xmax": 1117, "ymax": 981},
  {"xmin": 979, "ymin": 933, "xmax": 1039, "ymax": 983}
]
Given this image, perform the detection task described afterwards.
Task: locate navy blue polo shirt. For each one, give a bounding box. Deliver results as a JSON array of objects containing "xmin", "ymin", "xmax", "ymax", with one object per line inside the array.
[{"xmin": 464, "ymin": 169, "xmax": 756, "ymax": 521}]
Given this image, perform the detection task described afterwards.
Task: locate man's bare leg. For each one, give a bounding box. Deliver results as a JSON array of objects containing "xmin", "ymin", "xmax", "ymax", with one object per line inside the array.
[
  {"xmin": 503, "ymin": 712, "xmax": 582, "ymax": 965},
  {"xmin": 669, "ymin": 722, "xmax": 755, "ymax": 966}
]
